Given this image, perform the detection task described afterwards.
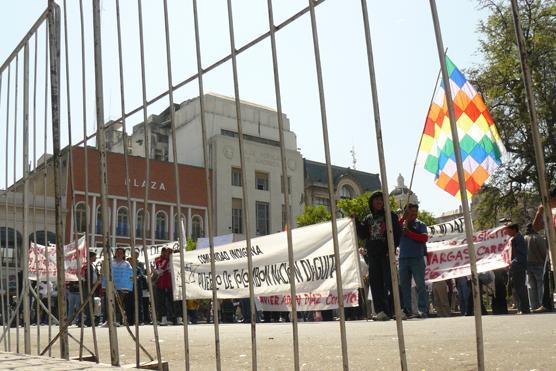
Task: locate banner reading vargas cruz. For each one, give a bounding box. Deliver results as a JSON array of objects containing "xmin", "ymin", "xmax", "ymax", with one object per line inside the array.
[
  {"xmin": 425, "ymin": 225, "xmax": 511, "ymax": 282},
  {"xmin": 171, "ymin": 218, "xmax": 362, "ymax": 300}
]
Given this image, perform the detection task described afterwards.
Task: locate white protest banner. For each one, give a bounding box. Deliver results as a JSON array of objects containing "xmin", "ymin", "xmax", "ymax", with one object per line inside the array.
[
  {"xmin": 257, "ymin": 289, "xmax": 359, "ymax": 312},
  {"xmin": 28, "ymin": 236, "xmax": 87, "ymax": 282},
  {"xmin": 90, "ymin": 241, "xmax": 177, "ymax": 264},
  {"xmin": 171, "ymin": 218, "xmax": 361, "ymax": 300},
  {"xmin": 425, "ymin": 226, "xmax": 511, "ymax": 282},
  {"xmin": 196, "ymin": 234, "xmax": 234, "ymax": 250}
]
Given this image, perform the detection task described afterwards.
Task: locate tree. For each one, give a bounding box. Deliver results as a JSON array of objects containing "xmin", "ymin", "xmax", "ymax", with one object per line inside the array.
[
  {"xmin": 469, "ymin": 0, "xmax": 555, "ymax": 197},
  {"xmin": 337, "ymin": 192, "xmax": 371, "ymax": 220},
  {"xmin": 417, "ymin": 210, "xmax": 436, "ymax": 226},
  {"xmin": 296, "ymin": 205, "xmax": 331, "ymax": 227},
  {"xmin": 472, "ymin": 186, "xmax": 539, "ymax": 230},
  {"xmin": 186, "ymin": 239, "xmax": 197, "ymax": 251}
]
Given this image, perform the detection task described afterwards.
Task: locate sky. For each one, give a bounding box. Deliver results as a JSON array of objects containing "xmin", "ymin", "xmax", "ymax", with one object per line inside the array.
[{"xmin": 0, "ymin": 0, "xmax": 492, "ymax": 217}]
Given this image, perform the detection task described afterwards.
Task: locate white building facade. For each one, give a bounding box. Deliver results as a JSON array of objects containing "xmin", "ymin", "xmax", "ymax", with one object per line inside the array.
[{"xmin": 111, "ymin": 93, "xmax": 304, "ymax": 239}]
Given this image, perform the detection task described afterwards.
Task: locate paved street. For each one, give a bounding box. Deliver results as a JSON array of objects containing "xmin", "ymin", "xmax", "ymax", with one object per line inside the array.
[{"xmin": 2, "ymin": 312, "xmax": 555, "ymax": 370}]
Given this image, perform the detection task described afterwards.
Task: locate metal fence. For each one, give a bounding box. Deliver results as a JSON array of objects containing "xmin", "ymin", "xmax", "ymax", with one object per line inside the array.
[{"xmin": 0, "ymin": 1, "xmax": 554, "ymax": 371}]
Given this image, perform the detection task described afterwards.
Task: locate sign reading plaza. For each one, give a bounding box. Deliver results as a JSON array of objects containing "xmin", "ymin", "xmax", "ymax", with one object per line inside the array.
[{"xmin": 171, "ymin": 218, "xmax": 362, "ymax": 300}]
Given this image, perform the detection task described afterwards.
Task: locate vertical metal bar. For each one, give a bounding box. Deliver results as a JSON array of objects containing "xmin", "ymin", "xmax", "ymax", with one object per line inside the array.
[
  {"xmin": 32, "ymin": 30, "xmax": 41, "ymax": 356},
  {"xmin": 428, "ymin": 1, "xmax": 484, "ymax": 370},
  {"xmin": 224, "ymin": 1, "xmax": 258, "ymax": 369},
  {"xmin": 78, "ymin": 0, "xmax": 99, "ymax": 360},
  {"xmin": 13, "ymin": 53, "xmax": 20, "ymax": 355},
  {"xmin": 136, "ymin": 1, "xmax": 163, "ymax": 368},
  {"xmin": 359, "ymin": 2, "xmax": 408, "ymax": 370},
  {"xmin": 265, "ymin": 1, "xmax": 299, "ymax": 369},
  {"xmin": 306, "ymin": 1, "xmax": 348, "ymax": 369},
  {"xmin": 4, "ymin": 64, "xmax": 12, "ymax": 353},
  {"xmin": 114, "ymin": 0, "xmax": 140, "ymax": 366},
  {"xmin": 61, "ymin": 0, "xmax": 87, "ymax": 359},
  {"xmin": 190, "ymin": 2, "xmax": 222, "ymax": 369},
  {"xmin": 43, "ymin": 22, "xmax": 53, "ymax": 358},
  {"xmin": 160, "ymin": 2, "xmax": 190, "ymax": 370},
  {"xmin": 22, "ymin": 40, "xmax": 32, "ymax": 355},
  {"xmin": 91, "ymin": 0, "xmax": 120, "ymax": 365},
  {"xmin": 0, "ymin": 62, "xmax": 6, "ymax": 353},
  {"xmin": 48, "ymin": 0, "xmax": 69, "ymax": 359},
  {"xmin": 510, "ymin": 0, "xmax": 556, "ymax": 282}
]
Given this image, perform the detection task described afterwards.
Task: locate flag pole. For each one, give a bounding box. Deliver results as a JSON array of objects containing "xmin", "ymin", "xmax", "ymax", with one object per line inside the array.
[
  {"xmin": 428, "ymin": 1, "xmax": 485, "ymax": 370},
  {"xmin": 509, "ymin": 0, "xmax": 556, "ymax": 285},
  {"xmin": 406, "ymin": 60, "xmax": 443, "ymax": 207}
]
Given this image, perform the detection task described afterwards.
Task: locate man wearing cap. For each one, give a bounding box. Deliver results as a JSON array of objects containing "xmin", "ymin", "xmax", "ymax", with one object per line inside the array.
[
  {"xmin": 398, "ymin": 203, "xmax": 429, "ymax": 318},
  {"xmin": 505, "ymin": 223, "xmax": 530, "ymax": 314},
  {"xmin": 355, "ymin": 190, "xmax": 401, "ymax": 321}
]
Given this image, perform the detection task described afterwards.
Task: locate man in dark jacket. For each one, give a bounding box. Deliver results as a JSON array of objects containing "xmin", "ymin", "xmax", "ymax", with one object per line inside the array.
[
  {"xmin": 505, "ymin": 223, "xmax": 530, "ymax": 314},
  {"xmin": 355, "ymin": 191, "xmax": 401, "ymax": 321}
]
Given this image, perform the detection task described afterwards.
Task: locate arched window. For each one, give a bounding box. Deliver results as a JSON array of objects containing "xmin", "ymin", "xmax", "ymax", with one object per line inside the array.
[
  {"xmin": 174, "ymin": 213, "xmax": 186, "ymax": 241},
  {"xmin": 155, "ymin": 211, "xmax": 168, "ymax": 240},
  {"xmin": 28, "ymin": 230, "xmax": 56, "ymax": 245},
  {"xmin": 95, "ymin": 206, "xmax": 111, "ymax": 235},
  {"xmin": 136, "ymin": 209, "xmax": 150, "ymax": 238},
  {"xmin": 116, "ymin": 207, "xmax": 129, "ymax": 237},
  {"xmin": 191, "ymin": 215, "xmax": 203, "ymax": 241},
  {"xmin": 340, "ymin": 185, "xmax": 354, "ymax": 199},
  {"xmin": 75, "ymin": 202, "xmax": 88, "ymax": 233},
  {"xmin": 0, "ymin": 227, "xmax": 23, "ymax": 260}
]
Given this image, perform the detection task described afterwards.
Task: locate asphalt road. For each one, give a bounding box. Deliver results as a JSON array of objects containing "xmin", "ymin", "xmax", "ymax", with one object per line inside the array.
[{"xmin": 3, "ymin": 312, "xmax": 555, "ymax": 370}]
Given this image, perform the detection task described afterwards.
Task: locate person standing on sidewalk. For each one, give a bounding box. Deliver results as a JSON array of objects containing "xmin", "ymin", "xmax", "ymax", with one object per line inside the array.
[
  {"xmin": 398, "ymin": 203, "xmax": 429, "ymax": 318},
  {"xmin": 524, "ymin": 223, "xmax": 547, "ymax": 311},
  {"xmin": 505, "ymin": 223, "xmax": 530, "ymax": 314},
  {"xmin": 355, "ymin": 191, "xmax": 401, "ymax": 321}
]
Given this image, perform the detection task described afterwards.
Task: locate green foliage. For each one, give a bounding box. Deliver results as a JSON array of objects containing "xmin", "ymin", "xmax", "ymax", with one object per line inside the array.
[
  {"xmin": 336, "ymin": 192, "xmax": 404, "ymax": 219},
  {"xmin": 472, "ymin": 186, "xmax": 540, "ymax": 230},
  {"xmin": 296, "ymin": 205, "xmax": 331, "ymax": 227},
  {"xmin": 417, "ymin": 210, "xmax": 436, "ymax": 226},
  {"xmin": 470, "ymin": 0, "xmax": 556, "ymax": 195},
  {"xmin": 337, "ymin": 192, "xmax": 371, "ymax": 219},
  {"xmin": 186, "ymin": 239, "xmax": 197, "ymax": 251}
]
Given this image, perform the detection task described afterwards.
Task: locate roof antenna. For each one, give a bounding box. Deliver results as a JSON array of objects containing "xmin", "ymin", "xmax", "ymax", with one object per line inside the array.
[{"xmin": 350, "ymin": 145, "xmax": 357, "ymax": 170}]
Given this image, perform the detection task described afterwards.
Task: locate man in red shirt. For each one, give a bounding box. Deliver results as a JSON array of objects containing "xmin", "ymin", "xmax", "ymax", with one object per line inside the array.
[{"xmin": 154, "ymin": 248, "xmax": 173, "ymax": 325}]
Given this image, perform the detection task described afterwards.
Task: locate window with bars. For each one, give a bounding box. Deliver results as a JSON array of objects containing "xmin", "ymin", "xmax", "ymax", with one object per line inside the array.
[
  {"xmin": 255, "ymin": 172, "xmax": 269, "ymax": 191},
  {"xmin": 232, "ymin": 198, "xmax": 243, "ymax": 234},
  {"xmin": 116, "ymin": 207, "xmax": 129, "ymax": 236},
  {"xmin": 231, "ymin": 167, "xmax": 242, "ymax": 187},
  {"xmin": 256, "ymin": 201, "xmax": 270, "ymax": 236},
  {"xmin": 155, "ymin": 211, "xmax": 168, "ymax": 240},
  {"xmin": 280, "ymin": 175, "xmax": 291, "ymax": 194}
]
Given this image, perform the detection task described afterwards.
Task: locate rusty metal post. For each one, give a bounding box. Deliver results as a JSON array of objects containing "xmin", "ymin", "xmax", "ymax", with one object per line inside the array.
[
  {"xmin": 429, "ymin": 1, "xmax": 485, "ymax": 369},
  {"xmin": 91, "ymin": 0, "xmax": 120, "ymax": 365},
  {"xmin": 48, "ymin": 0, "xmax": 69, "ymax": 360},
  {"xmin": 359, "ymin": 1, "xmax": 408, "ymax": 369},
  {"xmin": 266, "ymin": 1, "xmax": 300, "ymax": 369},
  {"xmin": 22, "ymin": 41, "xmax": 32, "ymax": 355},
  {"xmin": 307, "ymin": 1, "xmax": 349, "ymax": 369},
  {"xmin": 190, "ymin": 2, "xmax": 222, "ymax": 369}
]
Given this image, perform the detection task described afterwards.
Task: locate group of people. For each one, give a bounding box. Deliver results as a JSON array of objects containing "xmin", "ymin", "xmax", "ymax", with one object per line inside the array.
[
  {"xmin": 355, "ymin": 188, "xmax": 555, "ymax": 321},
  {"xmin": 16, "ymin": 187, "xmax": 556, "ymax": 327}
]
